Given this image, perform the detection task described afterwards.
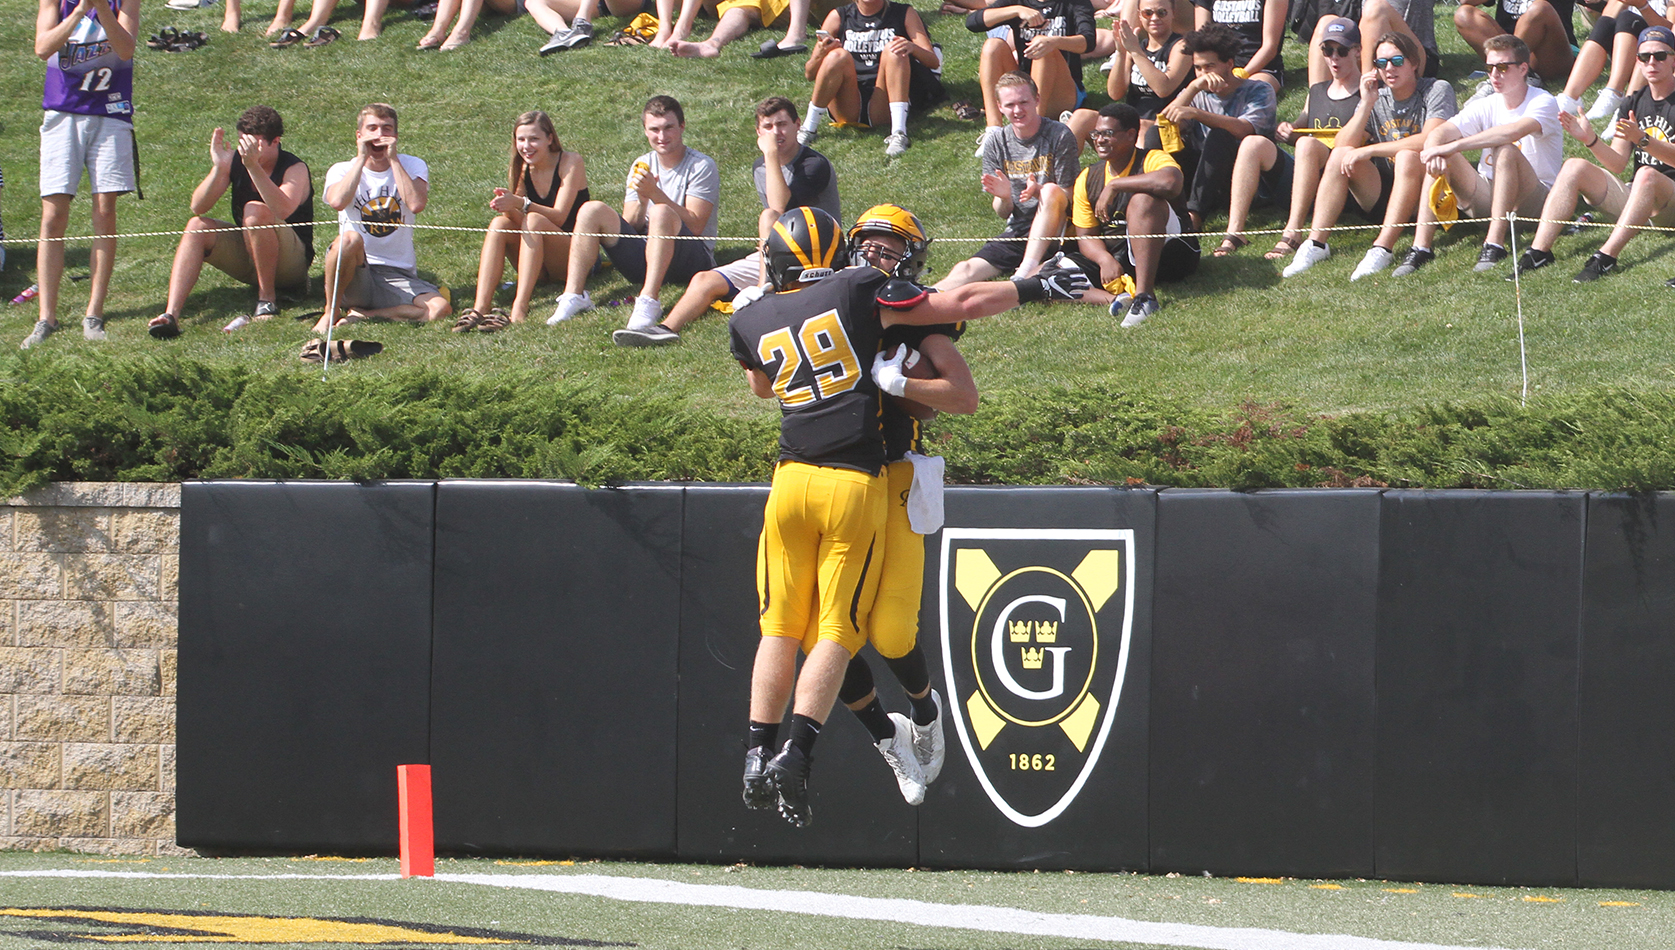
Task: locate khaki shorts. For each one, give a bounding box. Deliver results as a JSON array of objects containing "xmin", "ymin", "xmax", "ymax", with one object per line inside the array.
[{"xmin": 200, "ymin": 218, "xmax": 311, "ymax": 290}]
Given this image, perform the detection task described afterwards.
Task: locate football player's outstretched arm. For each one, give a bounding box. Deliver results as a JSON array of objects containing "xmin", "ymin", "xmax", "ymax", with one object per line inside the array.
[{"xmin": 882, "ymin": 256, "xmax": 1089, "ymax": 327}]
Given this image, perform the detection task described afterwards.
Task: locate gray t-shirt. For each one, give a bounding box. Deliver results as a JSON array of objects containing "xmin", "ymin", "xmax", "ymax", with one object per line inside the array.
[
  {"xmin": 1189, "ymin": 79, "xmax": 1277, "ymax": 145},
  {"xmin": 624, "ymin": 146, "xmax": 722, "ymax": 252},
  {"xmin": 1385, "ymin": 0, "xmax": 1436, "ymax": 54},
  {"xmin": 980, "ymin": 117, "xmax": 1080, "ymax": 233},
  {"xmin": 751, "ymin": 145, "xmax": 841, "ymax": 222},
  {"xmin": 1368, "ymin": 78, "xmax": 1458, "ymax": 144}
]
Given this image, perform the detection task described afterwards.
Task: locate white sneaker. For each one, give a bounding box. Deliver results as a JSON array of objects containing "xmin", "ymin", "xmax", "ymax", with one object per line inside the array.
[
  {"xmin": 1601, "ymin": 119, "xmax": 1616, "ymax": 142},
  {"xmin": 1350, "ymin": 246, "xmax": 1394, "ymax": 281},
  {"xmin": 797, "ymin": 125, "xmax": 819, "ymax": 146},
  {"xmin": 627, "ymin": 295, "xmax": 662, "ymax": 331},
  {"xmin": 877, "ymin": 713, "xmax": 927, "ymax": 805},
  {"xmin": 1587, "ymin": 87, "xmax": 1626, "ymax": 121},
  {"xmin": 547, "ymin": 291, "xmax": 593, "ymax": 325},
  {"xmin": 1058, "ymin": 110, "xmax": 1075, "ymax": 124},
  {"xmin": 884, "ymin": 132, "xmax": 909, "ymax": 157},
  {"xmin": 1100, "ymin": 50, "xmax": 1118, "ymax": 73},
  {"xmin": 974, "ymin": 125, "xmax": 999, "ymax": 158},
  {"xmin": 1282, "ymin": 241, "xmax": 1331, "ymax": 277},
  {"xmin": 1556, "ymin": 94, "xmax": 1583, "ymax": 115},
  {"xmin": 910, "ymin": 690, "xmax": 946, "ymax": 784}
]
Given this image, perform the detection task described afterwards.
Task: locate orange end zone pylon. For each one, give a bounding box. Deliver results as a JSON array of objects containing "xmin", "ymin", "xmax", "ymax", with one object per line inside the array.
[{"xmin": 398, "ymin": 764, "xmax": 434, "ymax": 878}]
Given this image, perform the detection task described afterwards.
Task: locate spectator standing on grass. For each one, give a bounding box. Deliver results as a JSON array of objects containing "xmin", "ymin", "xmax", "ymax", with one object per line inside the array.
[
  {"xmin": 1511, "ymin": 26, "xmax": 1675, "ymax": 282},
  {"xmin": 799, "ymin": 0, "xmax": 946, "ymax": 158},
  {"xmin": 1160, "ymin": 23, "xmax": 1278, "ymax": 232},
  {"xmin": 1406, "ymin": 34, "xmax": 1562, "ymax": 274},
  {"xmin": 148, "ymin": 106, "xmax": 315, "ymax": 339},
  {"xmin": 454, "ymin": 110, "xmax": 588, "ymax": 332},
  {"xmin": 615, "ymin": 97, "xmax": 837, "ymax": 347},
  {"xmin": 935, "ymin": 71, "xmax": 1079, "ymax": 289},
  {"xmin": 1216, "ymin": 16, "xmax": 1360, "ymax": 259},
  {"xmin": 548, "ymin": 96, "xmax": 719, "ymax": 331},
  {"xmin": 27, "ymin": 0, "xmax": 139, "ymax": 350},
  {"xmin": 1283, "ymin": 30, "xmax": 1456, "ymax": 279},
  {"xmin": 1066, "ymin": 102, "xmax": 1198, "ymax": 327},
  {"xmin": 312, "ymin": 103, "xmax": 452, "ymax": 334}
]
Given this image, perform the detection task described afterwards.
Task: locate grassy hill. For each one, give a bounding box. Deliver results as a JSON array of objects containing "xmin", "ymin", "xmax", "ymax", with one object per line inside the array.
[{"xmin": 2, "ymin": 1, "xmax": 1673, "ymax": 491}]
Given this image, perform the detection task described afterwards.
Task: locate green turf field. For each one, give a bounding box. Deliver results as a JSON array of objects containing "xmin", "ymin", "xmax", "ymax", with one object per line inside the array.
[
  {"xmin": 0, "ymin": 852, "xmax": 1668, "ymax": 949},
  {"xmin": 2, "ymin": 2, "xmax": 1671, "ymax": 417}
]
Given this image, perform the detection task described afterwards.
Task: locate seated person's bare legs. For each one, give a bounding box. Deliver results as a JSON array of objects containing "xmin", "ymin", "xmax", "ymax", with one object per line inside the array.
[
  {"xmin": 932, "ymin": 256, "xmax": 1003, "ymax": 290},
  {"xmin": 1125, "ymin": 192, "xmax": 1171, "ymax": 297},
  {"xmin": 1016, "ymin": 183, "xmax": 1070, "ymax": 278},
  {"xmin": 979, "ymin": 38, "xmax": 1018, "ymax": 127},
  {"xmin": 1221, "ymin": 134, "xmax": 1282, "ymax": 252},
  {"xmin": 670, "ymin": 7, "xmax": 759, "ymax": 57},
  {"xmin": 560, "ymin": 200, "xmax": 623, "ymax": 298},
  {"xmin": 223, "ymin": 0, "xmax": 241, "ymax": 32},
  {"xmin": 268, "ymin": 0, "xmax": 298, "ymax": 35}
]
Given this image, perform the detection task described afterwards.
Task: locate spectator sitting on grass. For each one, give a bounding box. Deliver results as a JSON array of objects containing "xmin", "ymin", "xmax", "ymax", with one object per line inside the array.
[
  {"xmin": 936, "ymin": 71, "xmax": 1079, "ymax": 289},
  {"xmin": 149, "ymin": 106, "xmax": 316, "ymax": 339},
  {"xmin": 1453, "ymin": 0, "xmax": 1575, "ymax": 82},
  {"xmin": 667, "ymin": 0, "xmax": 804, "ymax": 57},
  {"xmin": 418, "ymin": 0, "xmax": 523, "ymax": 50},
  {"xmin": 965, "ymin": 0, "xmax": 1097, "ymax": 154},
  {"xmin": 312, "ymin": 103, "xmax": 452, "ymax": 334},
  {"xmin": 1064, "ymin": 0, "xmax": 1191, "ymax": 153},
  {"xmin": 455, "ymin": 110, "xmax": 589, "ymax": 331},
  {"xmin": 548, "ymin": 95, "xmax": 719, "ymax": 330},
  {"xmin": 614, "ymin": 96, "xmax": 839, "ymax": 347},
  {"xmin": 1511, "ymin": 26, "xmax": 1675, "ymax": 283},
  {"xmin": 799, "ymin": 0, "xmax": 946, "ymax": 158},
  {"xmin": 1282, "ymin": 29, "xmax": 1456, "ymax": 279},
  {"xmin": 1193, "ymin": 0, "xmax": 1287, "ymax": 95},
  {"xmin": 1406, "ymin": 34, "xmax": 1561, "ymax": 274},
  {"xmin": 1159, "ymin": 22, "xmax": 1279, "ymax": 232},
  {"xmin": 268, "ymin": 0, "xmax": 420, "ymax": 45},
  {"xmin": 530, "ymin": 0, "xmax": 668, "ymax": 52}
]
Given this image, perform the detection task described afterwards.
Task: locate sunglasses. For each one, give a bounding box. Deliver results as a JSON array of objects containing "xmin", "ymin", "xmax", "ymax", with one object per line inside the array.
[
  {"xmin": 1486, "ymin": 61, "xmax": 1523, "ymax": 74},
  {"xmin": 1322, "ymin": 43, "xmax": 1353, "ymax": 57},
  {"xmin": 1373, "ymin": 54, "xmax": 1406, "ymax": 68},
  {"xmin": 1639, "ymin": 49, "xmax": 1672, "ymax": 62},
  {"xmin": 1139, "ymin": 7, "xmax": 1169, "ymax": 15}
]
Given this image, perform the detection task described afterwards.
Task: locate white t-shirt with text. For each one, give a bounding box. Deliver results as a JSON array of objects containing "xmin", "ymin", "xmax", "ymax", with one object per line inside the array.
[
  {"xmin": 325, "ymin": 154, "xmax": 430, "ymax": 271},
  {"xmin": 1449, "ymin": 88, "xmax": 1562, "ymax": 186}
]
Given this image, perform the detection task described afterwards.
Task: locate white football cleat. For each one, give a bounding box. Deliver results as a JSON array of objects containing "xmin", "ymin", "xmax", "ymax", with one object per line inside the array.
[
  {"xmin": 910, "ymin": 690, "xmax": 946, "ymax": 785},
  {"xmin": 878, "ymin": 712, "xmax": 927, "ymax": 805}
]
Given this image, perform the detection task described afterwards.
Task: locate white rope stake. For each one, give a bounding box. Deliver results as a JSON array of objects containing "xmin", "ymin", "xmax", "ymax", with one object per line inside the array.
[
  {"xmin": 1505, "ymin": 212, "xmax": 1529, "ymax": 407},
  {"xmin": 322, "ymin": 221, "xmax": 346, "ymax": 380}
]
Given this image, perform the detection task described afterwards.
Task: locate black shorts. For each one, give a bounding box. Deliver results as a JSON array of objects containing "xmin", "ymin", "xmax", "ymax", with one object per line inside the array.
[
  {"xmin": 604, "ymin": 215, "xmax": 717, "ymax": 287},
  {"xmin": 1065, "ymin": 231, "xmax": 1201, "ymax": 286},
  {"xmin": 972, "ymin": 225, "xmax": 1060, "ymax": 273},
  {"xmin": 855, "ymin": 59, "xmax": 948, "ymax": 124},
  {"xmin": 1353, "ymin": 158, "xmax": 1396, "ymax": 224}
]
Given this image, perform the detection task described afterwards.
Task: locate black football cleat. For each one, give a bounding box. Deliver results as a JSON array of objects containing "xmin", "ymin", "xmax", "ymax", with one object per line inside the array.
[
  {"xmin": 765, "ymin": 744, "xmax": 813, "ymax": 828},
  {"xmin": 742, "ymin": 746, "xmax": 776, "ymax": 810}
]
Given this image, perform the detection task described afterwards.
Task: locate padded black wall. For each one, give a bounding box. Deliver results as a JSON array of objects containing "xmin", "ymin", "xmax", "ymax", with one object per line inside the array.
[
  {"xmin": 429, "ymin": 482, "xmax": 682, "ymax": 858},
  {"xmin": 1150, "ymin": 489, "xmax": 1379, "ymax": 878},
  {"xmin": 917, "ymin": 488, "xmax": 1154, "ymax": 871},
  {"xmin": 1374, "ymin": 491, "xmax": 1584, "ymax": 886},
  {"xmin": 176, "ymin": 481, "xmax": 434, "ymax": 852},
  {"xmin": 673, "ymin": 486, "xmax": 920, "ymax": 865},
  {"xmin": 1578, "ymin": 494, "xmax": 1675, "ymax": 888}
]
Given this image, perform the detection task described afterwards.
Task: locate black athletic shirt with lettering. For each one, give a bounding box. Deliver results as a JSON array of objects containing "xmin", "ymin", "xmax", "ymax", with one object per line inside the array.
[
  {"xmin": 837, "ymin": 1, "xmax": 914, "ymax": 87},
  {"xmin": 1618, "ymin": 86, "xmax": 1675, "ymax": 178},
  {"xmin": 1295, "ymin": 81, "xmax": 1362, "ymax": 133},
  {"xmin": 1126, "ymin": 33, "xmax": 1184, "ymax": 117},
  {"xmin": 968, "ymin": 0, "xmax": 1098, "ymax": 94},
  {"xmin": 730, "ymin": 266, "xmax": 894, "ymax": 473},
  {"xmin": 879, "ymin": 320, "xmax": 964, "ymax": 461},
  {"xmin": 1192, "ymin": 0, "xmax": 1283, "ymax": 75}
]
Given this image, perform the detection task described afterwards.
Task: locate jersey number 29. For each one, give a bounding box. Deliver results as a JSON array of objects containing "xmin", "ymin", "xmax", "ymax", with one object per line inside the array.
[{"xmin": 757, "ymin": 310, "xmax": 864, "ymax": 408}]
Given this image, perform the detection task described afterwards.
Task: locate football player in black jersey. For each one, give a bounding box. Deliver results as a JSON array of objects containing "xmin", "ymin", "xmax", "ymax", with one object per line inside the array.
[{"xmin": 732, "ymin": 206, "xmax": 1087, "ymax": 827}]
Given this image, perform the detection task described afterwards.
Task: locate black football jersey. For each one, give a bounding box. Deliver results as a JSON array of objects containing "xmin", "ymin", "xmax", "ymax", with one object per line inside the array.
[
  {"xmin": 730, "ymin": 266, "xmax": 895, "ymax": 473},
  {"xmin": 879, "ymin": 320, "xmax": 966, "ymax": 461}
]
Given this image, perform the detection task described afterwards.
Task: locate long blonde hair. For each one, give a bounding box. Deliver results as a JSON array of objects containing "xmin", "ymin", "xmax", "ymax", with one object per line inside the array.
[{"xmin": 509, "ymin": 110, "xmax": 563, "ymax": 197}]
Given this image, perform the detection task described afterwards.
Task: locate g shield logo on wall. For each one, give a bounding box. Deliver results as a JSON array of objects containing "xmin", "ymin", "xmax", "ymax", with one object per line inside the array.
[{"xmin": 939, "ymin": 528, "xmax": 1134, "ymax": 828}]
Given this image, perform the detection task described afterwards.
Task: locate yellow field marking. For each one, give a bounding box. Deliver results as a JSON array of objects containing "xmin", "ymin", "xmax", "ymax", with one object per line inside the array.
[
  {"xmin": 1308, "ymin": 884, "xmax": 1344, "ymax": 890},
  {"xmin": 0, "ymin": 910, "xmax": 516, "ymax": 944},
  {"xmin": 1235, "ymin": 878, "xmax": 1284, "ymax": 884},
  {"xmin": 494, "ymin": 861, "xmax": 574, "ymax": 867},
  {"xmin": 1599, "ymin": 901, "xmax": 1641, "ymax": 907},
  {"xmin": 1452, "ymin": 893, "xmax": 1481, "ymax": 899},
  {"xmin": 1522, "ymin": 896, "xmax": 1562, "ymax": 903},
  {"xmin": 1383, "ymin": 889, "xmax": 1418, "ymax": 894}
]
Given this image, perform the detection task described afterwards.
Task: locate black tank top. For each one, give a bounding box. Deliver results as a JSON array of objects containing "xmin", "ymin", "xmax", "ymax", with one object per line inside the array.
[
  {"xmin": 1124, "ymin": 32, "xmax": 1183, "ymax": 118},
  {"xmin": 837, "ymin": 1, "xmax": 914, "ymax": 87},
  {"xmin": 231, "ymin": 150, "xmax": 315, "ymax": 263},
  {"xmin": 523, "ymin": 158, "xmax": 590, "ymax": 231}
]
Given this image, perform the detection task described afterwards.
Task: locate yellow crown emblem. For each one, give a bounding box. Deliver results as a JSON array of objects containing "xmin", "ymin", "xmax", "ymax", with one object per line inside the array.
[
  {"xmin": 1009, "ymin": 620, "xmax": 1033, "ymax": 642},
  {"xmin": 1021, "ymin": 647, "xmax": 1045, "ymax": 669},
  {"xmin": 1034, "ymin": 621, "xmax": 1057, "ymax": 643}
]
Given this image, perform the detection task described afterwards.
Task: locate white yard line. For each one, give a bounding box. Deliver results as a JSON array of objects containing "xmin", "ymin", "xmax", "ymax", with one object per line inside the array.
[{"xmin": 0, "ymin": 868, "xmax": 1522, "ymax": 950}]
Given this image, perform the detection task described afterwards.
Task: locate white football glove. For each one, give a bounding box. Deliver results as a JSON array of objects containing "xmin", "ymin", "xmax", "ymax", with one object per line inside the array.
[
  {"xmin": 872, "ymin": 344, "xmax": 911, "ymax": 397},
  {"xmin": 732, "ymin": 284, "xmax": 768, "ymax": 311}
]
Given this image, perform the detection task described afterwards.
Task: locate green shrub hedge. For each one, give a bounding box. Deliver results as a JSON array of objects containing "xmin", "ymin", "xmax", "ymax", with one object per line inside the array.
[{"xmin": 5, "ymin": 352, "xmax": 1674, "ymax": 495}]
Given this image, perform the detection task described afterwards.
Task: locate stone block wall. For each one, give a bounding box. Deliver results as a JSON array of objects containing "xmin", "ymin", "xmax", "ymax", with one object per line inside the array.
[{"xmin": 1, "ymin": 483, "xmax": 186, "ymax": 855}]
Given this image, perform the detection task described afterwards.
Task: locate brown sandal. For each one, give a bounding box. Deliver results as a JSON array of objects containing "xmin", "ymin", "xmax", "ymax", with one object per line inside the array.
[
  {"xmin": 1213, "ymin": 235, "xmax": 1248, "ymax": 258},
  {"xmin": 1264, "ymin": 237, "xmax": 1300, "ymax": 260},
  {"xmin": 476, "ymin": 308, "xmax": 512, "ymax": 333},
  {"xmin": 451, "ymin": 308, "xmax": 483, "ymax": 333}
]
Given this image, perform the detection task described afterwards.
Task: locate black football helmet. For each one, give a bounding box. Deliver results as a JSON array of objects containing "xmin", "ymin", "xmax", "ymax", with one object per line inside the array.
[
  {"xmin": 765, "ymin": 207, "xmax": 845, "ymax": 291},
  {"xmin": 847, "ymin": 204, "xmax": 930, "ymax": 281}
]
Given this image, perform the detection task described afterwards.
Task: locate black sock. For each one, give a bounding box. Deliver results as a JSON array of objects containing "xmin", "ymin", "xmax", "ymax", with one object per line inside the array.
[
  {"xmin": 787, "ymin": 713, "xmax": 822, "ymax": 758},
  {"xmin": 883, "ymin": 649, "xmax": 938, "ymax": 725},
  {"xmin": 907, "ymin": 690, "xmax": 938, "ymax": 726},
  {"xmin": 748, "ymin": 720, "xmax": 779, "ymax": 752},
  {"xmin": 852, "ymin": 698, "xmax": 894, "ymax": 743},
  {"xmin": 1310, "ymin": 239, "xmax": 1328, "ymax": 250}
]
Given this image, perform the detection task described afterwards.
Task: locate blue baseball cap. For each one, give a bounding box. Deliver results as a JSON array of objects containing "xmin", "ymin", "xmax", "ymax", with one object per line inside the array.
[
  {"xmin": 1639, "ymin": 25, "xmax": 1675, "ymax": 48},
  {"xmin": 1322, "ymin": 17, "xmax": 1361, "ymax": 47}
]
